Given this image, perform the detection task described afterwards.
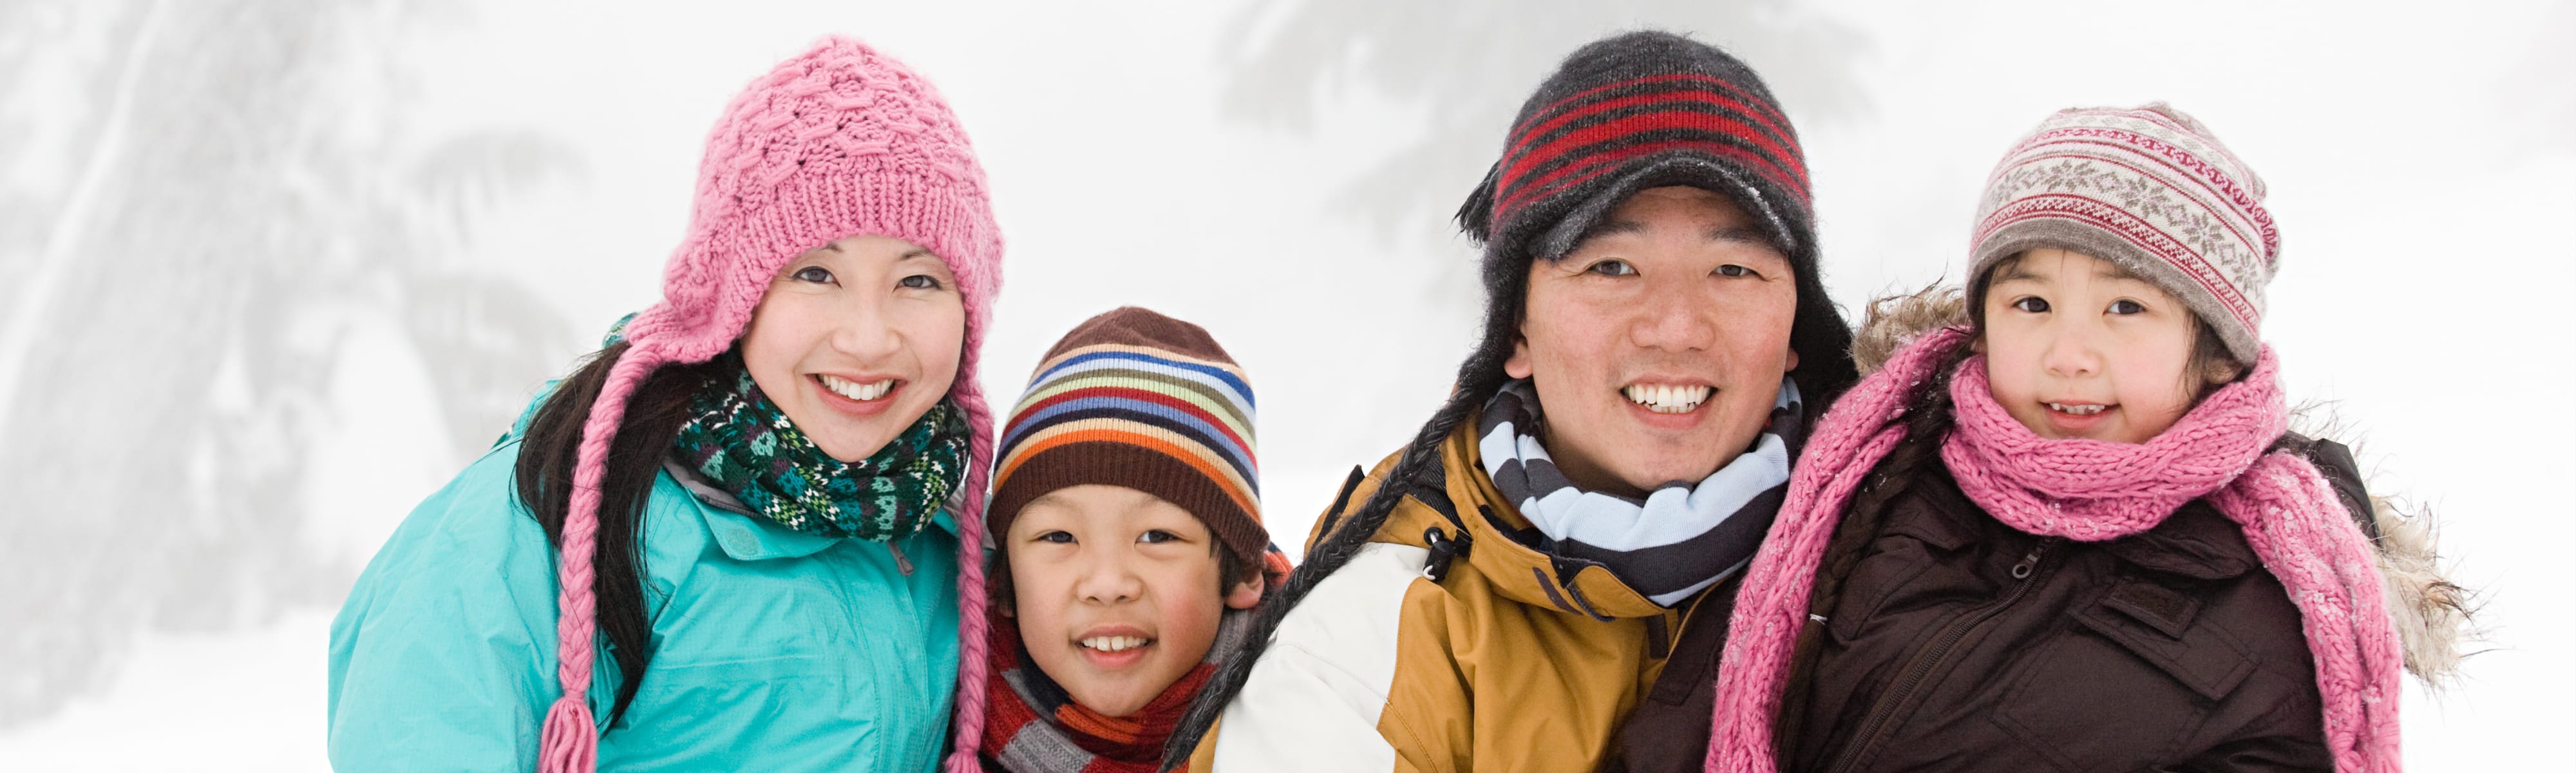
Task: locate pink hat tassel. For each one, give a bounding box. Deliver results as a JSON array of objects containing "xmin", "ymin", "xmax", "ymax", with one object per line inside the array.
[
  {"xmin": 539, "ymin": 349, "xmax": 665, "ymax": 773},
  {"xmin": 942, "ymin": 331, "xmax": 999, "ymax": 772}
]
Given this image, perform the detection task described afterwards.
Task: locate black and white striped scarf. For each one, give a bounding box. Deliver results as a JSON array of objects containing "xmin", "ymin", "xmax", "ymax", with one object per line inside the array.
[{"xmin": 1476, "ymin": 377, "xmax": 1804, "ymax": 607}]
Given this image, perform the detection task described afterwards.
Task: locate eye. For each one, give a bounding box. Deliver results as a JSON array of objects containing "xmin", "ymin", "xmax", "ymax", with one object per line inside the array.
[
  {"xmin": 790, "ymin": 266, "xmax": 835, "ymax": 284},
  {"xmin": 2010, "ymin": 296, "xmax": 2050, "ymax": 314},
  {"xmin": 1137, "ymin": 530, "xmax": 1180, "ymax": 545},
  {"xmin": 1035, "ymin": 530, "xmax": 1074, "ymax": 545},
  {"xmin": 1586, "ymin": 259, "xmax": 1636, "ymax": 277},
  {"xmin": 1714, "ymin": 264, "xmax": 1757, "ymax": 278},
  {"xmin": 2107, "ymin": 299, "xmax": 2146, "ymax": 315},
  {"xmin": 897, "ymin": 273, "xmax": 944, "ymax": 291}
]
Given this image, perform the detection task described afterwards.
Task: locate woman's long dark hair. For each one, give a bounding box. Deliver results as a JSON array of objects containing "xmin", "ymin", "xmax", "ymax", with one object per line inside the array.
[{"xmin": 511, "ymin": 342, "xmax": 730, "ymax": 725}]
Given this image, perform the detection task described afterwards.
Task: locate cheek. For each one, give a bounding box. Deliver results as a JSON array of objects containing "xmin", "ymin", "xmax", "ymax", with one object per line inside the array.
[
  {"xmin": 1725, "ymin": 291, "xmax": 1802, "ymax": 368},
  {"xmin": 1976, "ymin": 335, "xmax": 2042, "ymax": 401},
  {"xmin": 2114, "ymin": 353, "xmax": 2201, "ymax": 427},
  {"xmin": 902, "ymin": 301, "xmax": 968, "ymax": 390},
  {"xmin": 741, "ymin": 295, "xmax": 822, "ymax": 391},
  {"xmin": 1151, "ymin": 575, "xmax": 1230, "ymax": 654},
  {"xmin": 1517, "ymin": 292, "xmax": 1615, "ymax": 381},
  {"xmin": 1005, "ymin": 549, "xmax": 1068, "ymax": 622}
]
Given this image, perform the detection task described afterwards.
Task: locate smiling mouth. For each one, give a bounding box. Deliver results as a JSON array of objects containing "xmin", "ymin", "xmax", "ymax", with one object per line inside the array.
[
  {"xmin": 1623, "ymin": 383, "xmax": 1712, "ymax": 414},
  {"xmin": 814, "ymin": 374, "xmax": 896, "ymax": 401},
  {"xmin": 1079, "ymin": 635, "xmax": 1153, "ymax": 653},
  {"xmin": 2046, "ymin": 402, "xmax": 2110, "ymax": 416}
]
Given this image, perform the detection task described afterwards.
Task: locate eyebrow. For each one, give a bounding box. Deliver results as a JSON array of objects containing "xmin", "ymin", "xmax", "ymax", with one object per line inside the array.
[{"xmin": 1707, "ymin": 224, "xmax": 1768, "ymax": 243}]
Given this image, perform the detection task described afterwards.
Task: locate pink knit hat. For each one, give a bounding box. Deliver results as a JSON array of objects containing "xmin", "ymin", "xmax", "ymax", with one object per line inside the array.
[
  {"xmin": 536, "ymin": 36, "xmax": 1004, "ymax": 773},
  {"xmin": 1966, "ymin": 102, "xmax": 2278, "ymax": 363}
]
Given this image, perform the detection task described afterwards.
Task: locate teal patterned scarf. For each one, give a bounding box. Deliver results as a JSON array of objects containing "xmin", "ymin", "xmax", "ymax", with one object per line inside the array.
[{"xmin": 671, "ymin": 363, "xmax": 971, "ymax": 542}]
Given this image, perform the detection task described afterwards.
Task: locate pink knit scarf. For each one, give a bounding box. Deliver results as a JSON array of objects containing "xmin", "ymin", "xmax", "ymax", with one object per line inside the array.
[{"xmin": 1704, "ymin": 327, "xmax": 2404, "ymax": 773}]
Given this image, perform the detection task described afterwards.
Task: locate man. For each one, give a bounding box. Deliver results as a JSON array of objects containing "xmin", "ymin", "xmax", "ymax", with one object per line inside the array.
[{"xmin": 1168, "ymin": 30, "xmax": 1859, "ymax": 772}]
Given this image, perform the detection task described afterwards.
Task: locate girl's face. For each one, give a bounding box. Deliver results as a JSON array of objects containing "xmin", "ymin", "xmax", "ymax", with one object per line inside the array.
[
  {"xmin": 740, "ymin": 234, "xmax": 966, "ymax": 463},
  {"xmin": 1978, "ymin": 248, "xmax": 2215, "ymax": 444}
]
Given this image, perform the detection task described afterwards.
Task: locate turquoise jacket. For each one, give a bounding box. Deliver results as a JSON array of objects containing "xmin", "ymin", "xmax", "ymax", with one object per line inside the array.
[{"xmin": 328, "ymin": 426, "xmax": 963, "ymax": 772}]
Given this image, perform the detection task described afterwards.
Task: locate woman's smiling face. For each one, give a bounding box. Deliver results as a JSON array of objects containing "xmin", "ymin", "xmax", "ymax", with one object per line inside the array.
[{"xmin": 739, "ymin": 234, "xmax": 966, "ymax": 462}]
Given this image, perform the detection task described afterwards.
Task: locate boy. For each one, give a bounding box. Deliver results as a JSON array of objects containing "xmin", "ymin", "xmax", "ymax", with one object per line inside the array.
[{"xmin": 977, "ymin": 307, "xmax": 1287, "ymax": 772}]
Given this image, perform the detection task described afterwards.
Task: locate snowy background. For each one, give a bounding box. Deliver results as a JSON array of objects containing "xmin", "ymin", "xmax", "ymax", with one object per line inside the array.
[{"xmin": 2, "ymin": 0, "xmax": 2568, "ymax": 768}]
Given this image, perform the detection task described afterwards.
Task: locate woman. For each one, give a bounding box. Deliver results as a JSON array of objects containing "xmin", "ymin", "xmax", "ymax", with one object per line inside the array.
[{"xmin": 328, "ymin": 36, "xmax": 1005, "ymax": 772}]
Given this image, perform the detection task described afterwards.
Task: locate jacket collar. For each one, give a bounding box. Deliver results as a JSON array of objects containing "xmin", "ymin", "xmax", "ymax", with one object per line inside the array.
[
  {"xmin": 1913, "ymin": 467, "xmax": 2257, "ymax": 580},
  {"xmin": 1388, "ymin": 418, "xmax": 1671, "ymax": 620}
]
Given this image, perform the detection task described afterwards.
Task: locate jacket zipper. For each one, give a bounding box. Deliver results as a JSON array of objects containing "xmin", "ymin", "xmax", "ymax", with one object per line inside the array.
[
  {"xmin": 886, "ymin": 540, "xmax": 913, "ymax": 576},
  {"xmin": 1823, "ymin": 537, "xmax": 2063, "ymax": 773}
]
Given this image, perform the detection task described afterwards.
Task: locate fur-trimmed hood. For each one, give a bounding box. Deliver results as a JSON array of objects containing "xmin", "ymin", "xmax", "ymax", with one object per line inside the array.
[{"xmin": 1850, "ymin": 285, "xmax": 2475, "ymax": 683}]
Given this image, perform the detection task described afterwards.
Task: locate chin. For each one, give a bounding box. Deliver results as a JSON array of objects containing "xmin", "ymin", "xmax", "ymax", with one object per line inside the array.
[
  {"xmin": 1067, "ymin": 685, "xmax": 1151, "ymax": 718},
  {"xmin": 810, "ymin": 426, "xmax": 898, "ymax": 463}
]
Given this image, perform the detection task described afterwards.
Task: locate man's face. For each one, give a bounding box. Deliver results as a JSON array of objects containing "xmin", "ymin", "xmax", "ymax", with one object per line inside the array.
[{"xmin": 1504, "ymin": 186, "xmax": 1801, "ymax": 496}]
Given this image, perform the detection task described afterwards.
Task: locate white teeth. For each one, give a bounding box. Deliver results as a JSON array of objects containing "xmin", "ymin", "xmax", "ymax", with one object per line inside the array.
[
  {"xmin": 2048, "ymin": 402, "xmax": 2107, "ymax": 415},
  {"xmin": 817, "ymin": 374, "xmax": 895, "ymax": 401},
  {"xmin": 1622, "ymin": 384, "xmax": 1712, "ymax": 414},
  {"xmin": 1079, "ymin": 636, "xmax": 1150, "ymax": 653}
]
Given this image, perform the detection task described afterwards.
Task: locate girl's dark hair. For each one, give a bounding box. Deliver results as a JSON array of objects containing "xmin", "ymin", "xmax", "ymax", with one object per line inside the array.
[{"xmin": 511, "ymin": 342, "xmax": 731, "ymax": 725}]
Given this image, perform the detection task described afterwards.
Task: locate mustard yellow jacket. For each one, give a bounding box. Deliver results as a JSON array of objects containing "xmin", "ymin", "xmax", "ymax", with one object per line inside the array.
[{"xmin": 1188, "ymin": 417, "xmax": 1715, "ymax": 772}]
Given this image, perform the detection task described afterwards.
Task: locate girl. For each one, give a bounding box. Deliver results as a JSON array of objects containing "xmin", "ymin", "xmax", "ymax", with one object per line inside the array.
[
  {"xmin": 1705, "ymin": 104, "xmax": 2466, "ymax": 772},
  {"xmin": 328, "ymin": 37, "xmax": 1007, "ymax": 772}
]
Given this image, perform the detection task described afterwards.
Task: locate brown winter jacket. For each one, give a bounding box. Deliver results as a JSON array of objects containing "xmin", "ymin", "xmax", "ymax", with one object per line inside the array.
[{"xmin": 1616, "ymin": 435, "xmax": 2468, "ymax": 773}]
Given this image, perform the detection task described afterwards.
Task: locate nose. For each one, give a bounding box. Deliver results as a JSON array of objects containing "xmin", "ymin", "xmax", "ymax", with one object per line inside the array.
[
  {"xmin": 1074, "ymin": 550, "xmax": 1144, "ymax": 606},
  {"xmin": 2040, "ymin": 321, "xmax": 2103, "ymax": 379},
  {"xmin": 830, "ymin": 292, "xmax": 905, "ymax": 365},
  {"xmin": 1629, "ymin": 274, "xmax": 1719, "ymax": 352}
]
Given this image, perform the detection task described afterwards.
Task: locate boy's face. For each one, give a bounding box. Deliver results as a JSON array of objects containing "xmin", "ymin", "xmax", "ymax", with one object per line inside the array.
[{"xmin": 1005, "ymin": 484, "xmax": 1263, "ymax": 717}]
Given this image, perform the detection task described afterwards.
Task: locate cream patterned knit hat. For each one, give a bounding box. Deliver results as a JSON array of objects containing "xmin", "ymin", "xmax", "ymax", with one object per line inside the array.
[{"xmin": 1966, "ymin": 102, "xmax": 2279, "ymax": 363}]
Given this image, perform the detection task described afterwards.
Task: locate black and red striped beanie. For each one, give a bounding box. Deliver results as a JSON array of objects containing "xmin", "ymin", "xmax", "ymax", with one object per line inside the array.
[{"xmin": 1454, "ymin": 30, "xmax": 1857, "ymax": 404}]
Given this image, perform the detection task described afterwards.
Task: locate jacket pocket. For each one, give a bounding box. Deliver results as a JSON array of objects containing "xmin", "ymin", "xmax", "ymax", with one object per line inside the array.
[{"xmin": 1988, "ymin": 580, "xmax": 2254, "ymax": 772}]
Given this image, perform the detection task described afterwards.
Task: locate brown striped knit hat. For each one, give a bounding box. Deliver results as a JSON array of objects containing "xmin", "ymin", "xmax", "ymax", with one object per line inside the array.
[
  {"xmin": 989, "ymin": 307, "xmax": 1265, "ymax": 568},
  {"xmin": 1967, "ymin": 102, "xmax": 2279, "ymax": 363},
  {"xmin": 1455, "ymin": 30, "xmax": 1857, "ymax": 404}
]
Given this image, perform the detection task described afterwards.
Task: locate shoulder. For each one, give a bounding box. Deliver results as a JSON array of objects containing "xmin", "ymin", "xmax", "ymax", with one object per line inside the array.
[
  {"xmin": 346, "ymin": 443, "xmax": 721, "ymax": 607},
  {"xmin": 1273, "ymin": 542, "xmax": 1439, "ymax": 661},
  {"xmin": 354, "ymin": 443, "xmax": 554, "ymax": 586},
  {"xmin": 1215, "ymin": 542, "xmax": 1443, "ymax": 771}
]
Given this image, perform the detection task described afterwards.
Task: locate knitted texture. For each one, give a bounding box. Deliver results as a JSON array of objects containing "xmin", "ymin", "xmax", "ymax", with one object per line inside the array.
[
  {"xmin": 672, "ymin": 366, "xmax": 971, "ymax": 541},
  {"xmin": 1454, "ymin": 29, "xmax": 1857, "ymax": 411},
  {"xmin": 980, "ymin": 562, "xmax": 1285, "ymax": 773},
  {"xmin": 536, "ymin": 36, "xmax": 1006, "ymax": 773},
  {"xmin": 1702, "ymin": 328, "xmax": 2404, "ymax": 772},
  {"xmin": 1938, "ymin": 352, "xmax": 2280, "ymax": 541},
  {"xmin": 1476, "ymin": 377, "xmax": 1804, "ymax": 606},
  {"xmin": 989, "ymin": 307, "xmax": 1265, "ymax": 569},
  {"xmin": 1967, "ymin": 102, "xmax": 2278, "ymax": 363}
]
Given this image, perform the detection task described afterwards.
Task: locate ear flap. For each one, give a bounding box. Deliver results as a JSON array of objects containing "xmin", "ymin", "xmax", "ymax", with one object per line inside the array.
[{"xmin": 1455, "ymin": 161, "xmax": 1502, "ymax": 241}]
